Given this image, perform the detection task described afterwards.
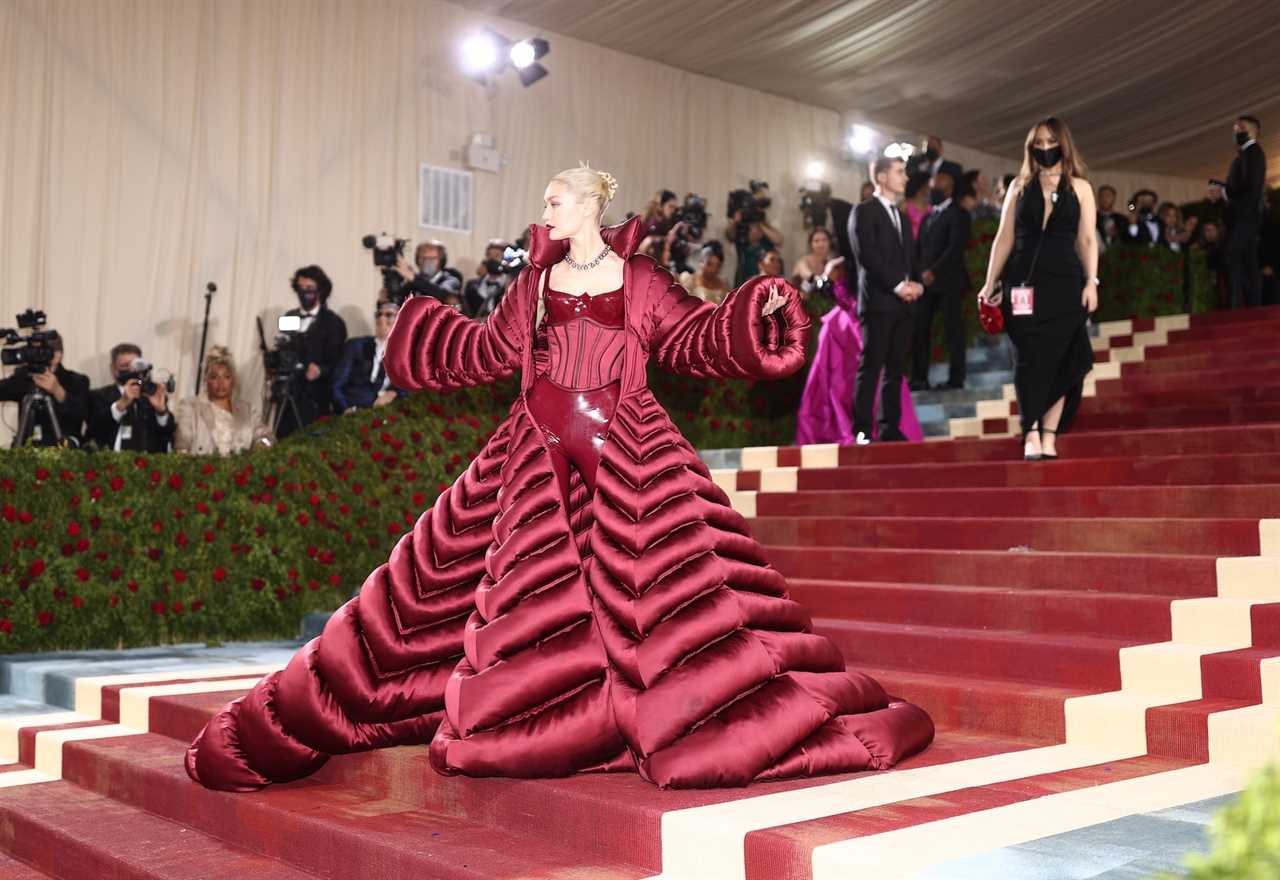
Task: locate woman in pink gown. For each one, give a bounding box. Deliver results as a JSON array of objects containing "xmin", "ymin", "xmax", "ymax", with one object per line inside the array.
[
  {"xmin": 796, "ymin": 259, "xmax": 923, "ymax": 445},
  {"xmin": 186, "ymin": 165, "xmax": 932, "ymax": 791}
]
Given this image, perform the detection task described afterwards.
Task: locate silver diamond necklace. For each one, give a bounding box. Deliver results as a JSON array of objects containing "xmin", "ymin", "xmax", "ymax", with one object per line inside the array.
[{"xmin": 562, "ymin": 244, "xmax": 612, "ymax": 271}]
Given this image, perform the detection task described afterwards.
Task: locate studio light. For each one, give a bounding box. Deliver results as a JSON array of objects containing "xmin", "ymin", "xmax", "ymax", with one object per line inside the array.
[
  {"xmin": 848, "ymin": 124, "xmax": 875, "ymax": 157},
  {"xmin": 883, "ymin": 141, "xmax": 915, "ymax": 159},
  {"xmin": 510, "ymin": 38, "xmax": 549, "ymax": 69},
  {"xmin": 804, "ymin": 160, "xmax": 825, "ymax": 181},
  {"xmin": 460, "ymin": 30, "xmax": 505, "ymax": 78},
  {"xmin": 461, "ymin": 31, "xmax": 551, "ymax": 87}
]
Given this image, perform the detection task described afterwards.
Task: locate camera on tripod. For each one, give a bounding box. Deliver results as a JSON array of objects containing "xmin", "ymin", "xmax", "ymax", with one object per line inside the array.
[
  {"xmin": 362, "ymin": 232, "xmax": 410, "ymax": 304},
  {"xmin": 262, "ymin": 315, "xmax": 307, "ymax": 378},
  {"xmin": 0, "ymin": 309, "xmax": 58, "ymax": 375}
]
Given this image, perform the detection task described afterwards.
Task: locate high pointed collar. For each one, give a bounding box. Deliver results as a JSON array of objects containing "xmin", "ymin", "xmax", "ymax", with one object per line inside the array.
[{"xmin": 526, "ymin": 214, "xmax": 646, "ymax": 268}]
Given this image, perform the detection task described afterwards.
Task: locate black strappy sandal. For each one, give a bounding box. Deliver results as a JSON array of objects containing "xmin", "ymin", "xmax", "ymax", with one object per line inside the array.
[
  {"xmin": 1023, "ymin": 431, "xmax": 1042, "ymax": 461},
  {"xmin": 1039, "ymin": 427, "xmax": 1059, "ymax": 460}
]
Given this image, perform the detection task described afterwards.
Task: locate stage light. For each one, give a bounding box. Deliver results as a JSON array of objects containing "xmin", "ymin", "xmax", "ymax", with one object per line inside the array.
[
  {"xmin": 805, "ymin": 160, "xmax": 825, "ymax": 181},
  {"xmin": 517, "ymin": 62, "xmax": 548, "ymax": 87},
  {"xmin": 510, "ymin": 38, "xmax": 549, "ymax": 69},
  {"xmin": 848, "ymin": 124, "xmax": 875, "ymax": 156},
  {"xmin": 460, "ymin": 31, "xmax": 504, "ymax": 78}
]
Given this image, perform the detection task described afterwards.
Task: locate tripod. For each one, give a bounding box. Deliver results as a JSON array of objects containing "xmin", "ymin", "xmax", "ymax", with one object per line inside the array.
[
  {"xmin": 266, "ymin": 371, "xmax": 306, "ymax": 438},
  {"xmin": 12, "ymin": 387, "xmax": 65, "ymax": 448}
]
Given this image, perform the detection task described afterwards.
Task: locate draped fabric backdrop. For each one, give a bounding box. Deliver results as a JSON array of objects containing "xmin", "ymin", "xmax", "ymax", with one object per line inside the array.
[{"xmin": 0, "ymin": 0, "xmax": 1205, "ymax": 445}]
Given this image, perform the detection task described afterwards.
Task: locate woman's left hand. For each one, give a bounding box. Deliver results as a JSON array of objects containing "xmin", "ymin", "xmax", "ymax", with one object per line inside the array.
[
  {"xmin": 761, "ymin": 283, "xmax": 790, "ymax": 317},
  {"xmin": 1082, "ymin": 282, "xmax": 1099, "ymax": 314}
]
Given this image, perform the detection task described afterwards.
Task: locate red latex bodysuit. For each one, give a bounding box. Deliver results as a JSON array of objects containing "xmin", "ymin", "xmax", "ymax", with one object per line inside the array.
[{"xmin": 526, "ymin": 286, "xmax": 625, "ymax": 503}]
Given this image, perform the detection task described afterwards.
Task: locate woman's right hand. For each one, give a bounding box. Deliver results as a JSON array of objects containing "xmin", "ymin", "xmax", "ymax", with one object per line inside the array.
[{"xmin": 977, "ymin": 283, "xmax": 1002, "ymax": 307}]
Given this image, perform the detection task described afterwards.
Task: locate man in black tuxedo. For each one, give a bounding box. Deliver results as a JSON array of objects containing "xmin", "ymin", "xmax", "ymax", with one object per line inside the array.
[
  {"xmin": 86, "ymin": 343, "xmax": 175, "ymax": 452},
  {"xmin": 332, "ymin": 301, "xmax": 405, "ymax": 413},
  {"xmin": 849, "ymin": 156, "xmax": 923, "ymax": 443},
  {"xmin": 1122, "ymin": 190, "xmax": 1165, "ymax": 246},
  {"xmin": 907, "ymin": 136, "xmax": 964, "ymax": 205},
  {"xmin": 0, "ymin": 332, "xmax": 90, "ymax": 446},
  {"xmin": 1095, "ymin": 185, "xmax": 1127, "ymax": 250},
  {"xmin": 911, "ymin": 171, "xmax": 971, "ymax": 391},
  {"xmin": 1208, "ymin": 114, "xmax": 1267, "ymax": 308},
  {"xmin": 279, "ymin": 265, "xmax": 347, "ymax": 437}
]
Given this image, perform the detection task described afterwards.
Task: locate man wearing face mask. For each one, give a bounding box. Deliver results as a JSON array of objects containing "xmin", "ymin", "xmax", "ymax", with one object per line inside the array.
[
  {"xmin": 280, "ymin": 265, "xmax": 347, "ymax": 437},
  {"xmin": 87, "ymin": 343, "xmax": 176, "ymax": 452},
  {"xmin": 1208, "ymin": 114, "xmax": 1267, "ymax": 308},
  {"xmin": 1122, "ymin": 190, "xmax": 1164, "ymax": 246},
  {"xmin": 911, "ymin": 170, "xmax": 971, "ymax": 391},
  {"xmin": 907, "ymin": 135, "xmax": 964, "ymax": 206},
  {"xmin": 394, "ymin": 240, "xmax": 463, "ymax": 302}
]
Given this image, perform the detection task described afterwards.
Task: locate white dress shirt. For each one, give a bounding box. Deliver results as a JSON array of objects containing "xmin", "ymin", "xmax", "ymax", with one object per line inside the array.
[
  {"xmin": 297, "ymin": 304, "xmax": 321, "ymax": 333},
  {"xmin": 110, "ymin": 382, "xmax": 170, "ymax": 451}
]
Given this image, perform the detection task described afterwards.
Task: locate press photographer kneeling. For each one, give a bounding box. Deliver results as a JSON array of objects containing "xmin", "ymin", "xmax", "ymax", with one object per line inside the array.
[
  {"xmin": 0, "ymin": 310, "xmax": 90, "ymax": 448},
  {"xmin": 87, "ymin": 343, "xmax": 176, "ymax": 453}
]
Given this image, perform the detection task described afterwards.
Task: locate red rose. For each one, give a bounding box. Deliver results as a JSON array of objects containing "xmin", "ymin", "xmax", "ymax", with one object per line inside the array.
[
  {"xmin": 306, "ymin": 545, "xmax": 318, "ymax": 558},
  {"xmin": 212, "ymin": 489, "xmax": 225, "ymax": 501},
  {"xmin": 191, "ymin": 599, "xmax": 204, "ymax": 611},
  {"xmin": 36, "ymin": 611, "xmax": 53, "ymax": 626},
  {"xmin": 18, "ymin": 511, "xmax": 32, "ymax": 524},
  {"xmin": 275, "ymin": 502, "xmax": 287, "ymax": 514},
  {"xmin": 274, "ymin": 587, "xmax": 288, "ymax": 600},
  {"xmin": 250, "ymin": 578, "xmax": 266, "ymax": 591},
  {"xmin": 296, "ymin": 513, "xmax": 310, "ymax": 527},
  {"xmin": 196, "ymin": 502, "xmax": 210, "ymax": 515},
  {"xmin": 35, "ymin": 467, "xmax": 50, "ymax": 481},
  {"xmin": 27, "ymin": 559, "xmax": 45, "ymax": 578},
  {"xmin": 127, "ymin": 580, "xmax": 139, "ymax": 593},
  {"xmin": 122, "ymin": 508, "xmax": 133, "ymax": 520},
  {"xmin": 201, "ymin": 463, "xmax": 214, "ymax": 475},
  {"xmin": 108, "ymin": 595, "xmax": 120, "ymax": 607},
  {"xmin": 146, "ymin": 547, "xmax": 161, "ymax": 560},
  {"xmin": 173, "ymin": 569, "xmax": 187, "ymax": 583},
  {"xmin": 2, "ymin": 505, "xmax": 14, "ymax": 522},
  {"xmin": 171, "ymin": 601, "xmax": 183, "ymax": 614},
  {"xmin": 134, "ymin": 456, "xmax": 148, "ymax": 469},
  {"xmin": 66, "ymin": 521, "xmax": 81, "ymax": 537},
  {"xmin": 110, "ymin": 476, "xmax": 125, "ymax": 491},
  {"xmin": 75, "ymin": 568, "xmax": 89, "ymax": 582},
  {"xmin": 203, "ymin": 530, "xmax": 215, "ymax": 544},
  {"xmin": 168, "ymin": 473, "xmax": 183, "ymax": 490},
  {"xmin": 151, "ymin": 601, "xmax": 166, "ymax": 615},
  {"xmin": 71, "ymin": 595, "xmax": 84, "ymax": 608},
  {"xmin": 0, "ymin": 619, "xmax": 12, "ymax": 634},
  {"xmin": 212, "ymin": 567, "xmax": 227, "ymax": 583},
  {"xmin": 90, "ymin": 486, "xmax": 103, "ymax": 501},
  {"xmin": 175, "ymin": 531, "xmax": 189, "ymax": 548},
  {"xmin": 76, "ymin": 538, "xmax": 89, "ymax": 553},
  {"xmin": 149, "ymin": 470, "xmax": 162, "ymax": 484},
  {"xmin": 109, "ymin": 566, "xmax": 122, "ymax": 580}
]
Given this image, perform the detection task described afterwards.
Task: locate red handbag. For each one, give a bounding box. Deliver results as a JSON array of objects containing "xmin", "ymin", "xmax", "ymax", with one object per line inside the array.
[{"xmin": 979, "ymin": 299, "xmax": 1004, "ymax": 335}]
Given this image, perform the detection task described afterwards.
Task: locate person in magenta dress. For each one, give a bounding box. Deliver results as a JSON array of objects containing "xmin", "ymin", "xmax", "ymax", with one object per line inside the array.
[
  {"xmin": 186, "ymin": 164, "xmax": 933, "ymax": 791},
  {"xmin": 796, "ymin": 257, "xmax": 923, "ymax": 445}
]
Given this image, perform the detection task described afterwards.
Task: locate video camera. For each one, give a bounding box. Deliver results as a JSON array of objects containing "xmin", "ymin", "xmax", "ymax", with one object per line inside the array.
[
  {"xmin": 362, "ymin": 232, "xmax": 410, "ymax": 304},
  {"xmin": 261, "ymin": 315, "xmax": 307, "ymax": 379},
  {"xmin": 799, "ymin": 182, "xmax": 833, "ymax": 231},
  {"xmin": 669, "ymin": 193, "xmax": 709, "ymax": 274},
  {"xmin": 0, "ymin": 309, "xmax": 58, "ymax": 375},
  {"xmin": 727, "ymin": 180, "xmax": 772, "ymax": 242}
]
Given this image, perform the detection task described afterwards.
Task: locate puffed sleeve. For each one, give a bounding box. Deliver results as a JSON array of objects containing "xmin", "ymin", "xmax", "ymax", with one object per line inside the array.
[
  {"xmin": 384, "ymin": 269, "xmax": 528, "ymax": 392},
  {"xmin": 649, "ymin": 271, "xmax": 810, "ymax": 380}
]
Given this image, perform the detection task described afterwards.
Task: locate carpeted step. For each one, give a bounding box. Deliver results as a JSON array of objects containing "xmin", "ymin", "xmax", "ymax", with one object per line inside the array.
[
  {"xmin": 754, "ymin": 453, "xmax": 1280, "ymax": 492},
  {"xmin": 1080, "ymin": 385, "xmax": 1280, "ymax": 417},
  {"xmin": 1146, "ymin": 329, "xmax": 1280, "ymax": 359},
  {"xmin": 1144, "ymin": 697, "xmax": 1253, "ymax": 763},
  {"xmin": 740, "ymin": 753, "xmax": 1193, "ymax": 880},
  {"xmin": 0, "ymin": 855, "xmax": 51, "ymax": 879},
  {"xmin": 787, "ymin": 580, "xmax": 1174, "ymax": 641},
  {"xmin": 1098, "ymin": 366, "xmax": 1280, "ymax": 395},
  {"xmin": 56, "ymin": 732, "xmax": 655, "ymax": 879},
  {"xmin": 749, "ymin": 516, "xmax": 1260, "ymax": 556},
  {"xmin": 756, "ymin": 484, "xmax": 1280, "ymax": 520},
  {"xmin": 1073, "ymin": 402, "xmax": 1280, "ymax": 431},
  {"xmin": 1115, "ymin": 347, "xmax": 1280, "ymax": 376},
  {"xmin": 812, "ymin": 618, "xmax": 1130, "ymax": 690},
  {"xmin": 0, "ymin": 779, "xmax": 318, "ymax": 880},
  {"xmin": 766, "ymin": 545, "xmax": 1217, "ymax": 596},
  {"xmin": 1200, "ymin": 647, "xmax": 1280, "ymax": 703}
]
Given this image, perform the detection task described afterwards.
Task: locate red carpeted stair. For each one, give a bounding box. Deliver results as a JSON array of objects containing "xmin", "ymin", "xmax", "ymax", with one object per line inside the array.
[{"xmin": 0, "ymin": 307, "xmax": 1276, "ymax": 879}]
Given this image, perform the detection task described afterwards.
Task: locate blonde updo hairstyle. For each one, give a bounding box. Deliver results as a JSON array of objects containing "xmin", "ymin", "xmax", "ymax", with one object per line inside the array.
[
  {"xmin": 203, "ymin": 345, "xmax": 236, "ymax": 391},
  {"xmin": 550, "ymin": 162, "xmax": 618, "ymax": 225}
]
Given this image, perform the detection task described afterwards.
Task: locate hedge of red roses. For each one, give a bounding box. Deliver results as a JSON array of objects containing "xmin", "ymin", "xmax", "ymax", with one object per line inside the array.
[{"xmin": 0, "ymin": 386, "xmax": 508, "ymax": 652}]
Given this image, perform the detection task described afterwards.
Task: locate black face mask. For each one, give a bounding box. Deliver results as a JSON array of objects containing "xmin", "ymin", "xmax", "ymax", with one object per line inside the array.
[
  {"xmin": 297, "ymin": 290, "xmax": 318, "ymax": 310},
  {"xmin": 924, "ymin": 147, "xmax": 939, "ymax": 162},
  {"xmin": 930, "ymin": 187, "xmax": 948, "ymax": 205},
  {"xmin": 1032, "ymin": 146, "xmax": 1062, "ymax": 168},
  {"xmin": 1235, "ymin": 130, "xmax": 1250, "ymax": 146}
]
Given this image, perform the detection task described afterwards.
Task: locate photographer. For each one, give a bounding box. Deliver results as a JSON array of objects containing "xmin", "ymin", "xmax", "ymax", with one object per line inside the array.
[
  {"xmin": 87, "ymin": 343, "xmax": 175, "ymax": 452},
  {"xmin": 463, "ymin": 240, "xmax": 513, "ymax": 318},
  {"xmin": 0, "ymin": 331, "xmax": 90, "ymax": 446},
  {"xmin": 641, "ymin": 190, "xmax": 679, "ymax": 238},
  {"xmin": 333, "ymin": 301, "xmax": 406, "ymax": 413},
  {"xmin": 725, "ymin": 182, "xmax": 785, "ymax": 287},
  {"xmin": 278, "ymin": 265, "xmax": 347, "ymax": 438},
  {"xmin": 1122, "ymin": 189, "xmax": 1165, "ymax": 246},
  {"xmin": 393, "ymin": 241, "xmax": 463, "ymax": 302}
]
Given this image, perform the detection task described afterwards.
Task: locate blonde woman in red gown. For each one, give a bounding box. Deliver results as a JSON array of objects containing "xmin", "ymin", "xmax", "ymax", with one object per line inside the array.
[{"xmin": 186, "ymin": 164, "xmax": 933, "ymax": 791}]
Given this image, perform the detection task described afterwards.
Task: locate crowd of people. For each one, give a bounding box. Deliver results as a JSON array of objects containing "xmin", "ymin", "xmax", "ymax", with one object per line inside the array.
[{"xmin": 1, "ymin": 118, "xmax": 1271, "ymax": 458}]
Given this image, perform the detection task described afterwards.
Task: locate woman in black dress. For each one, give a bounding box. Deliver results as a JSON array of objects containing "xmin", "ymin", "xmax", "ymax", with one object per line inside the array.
[{"xmin": 977, "ymin": 117, "xmax": 1099, "ymax": 460}]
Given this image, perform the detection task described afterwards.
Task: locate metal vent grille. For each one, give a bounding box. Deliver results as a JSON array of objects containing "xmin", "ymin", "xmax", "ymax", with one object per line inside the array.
[{"xmin": 419, "ymin": 164, "xmax": 472, "ymax": 232}]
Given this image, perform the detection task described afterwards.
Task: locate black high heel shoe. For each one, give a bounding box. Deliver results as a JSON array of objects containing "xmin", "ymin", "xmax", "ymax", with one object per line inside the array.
[
  {"xmin": 1039, "ymin": 427, "xmax": 1059, "ymax": 460},
  {"xmin": 1023, "ymin": 431, "xmax": 1042, "ymax": 461}
]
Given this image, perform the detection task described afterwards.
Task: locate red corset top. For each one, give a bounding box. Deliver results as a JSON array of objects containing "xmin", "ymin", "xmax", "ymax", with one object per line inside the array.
[{"xmin": 536, "ymin": 286, "xmax": 626, "ymax": 390}]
